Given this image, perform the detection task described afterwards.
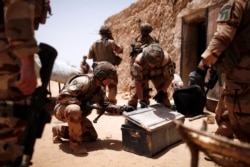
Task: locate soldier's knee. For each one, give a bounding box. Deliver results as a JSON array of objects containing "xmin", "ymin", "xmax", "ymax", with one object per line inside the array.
[{"xmin": 65, "ymin": 104, "xmax": 82, "ymax": 122}]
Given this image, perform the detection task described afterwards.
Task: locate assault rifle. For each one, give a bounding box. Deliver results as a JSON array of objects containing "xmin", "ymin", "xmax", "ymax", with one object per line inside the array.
[
  {"xmin": 14, "ymin": 43, "xmax": 57, "ymax": 167},
  {"xmin": 130, "ymin": 44, "xmax": 148, "ymax": 58},
  {"xmin": 81, "ymin": 103, "xmax": 135, "ymax": 123},
  {"xmin": 130, "ymin": 44, "xmax": 142, "ymax": 58},
  {"xmin": 81, "ymin": 102, "xmax": 106, "ymax": 123}
]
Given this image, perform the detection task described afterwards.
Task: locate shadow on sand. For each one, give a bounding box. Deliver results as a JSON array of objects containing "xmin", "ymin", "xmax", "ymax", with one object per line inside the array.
[{"xmin": 58, "ymin": 138, "xmax": 122, "ymax": 157}]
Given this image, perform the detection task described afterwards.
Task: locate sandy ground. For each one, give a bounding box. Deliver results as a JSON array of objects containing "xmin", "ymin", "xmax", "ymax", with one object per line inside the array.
[{"xmin": 30, "ymin": 81, "xmax": 219, "ymax": 167}]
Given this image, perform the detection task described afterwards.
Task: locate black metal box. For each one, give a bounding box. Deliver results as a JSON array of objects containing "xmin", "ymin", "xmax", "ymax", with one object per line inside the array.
[{"xmin": 121, "ymin": 104, "xmax": 185, "ymax": 157}]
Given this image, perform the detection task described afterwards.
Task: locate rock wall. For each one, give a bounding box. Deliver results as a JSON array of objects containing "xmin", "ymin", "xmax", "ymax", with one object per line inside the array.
[{"xmin": 104, "ymin": 0, "xmax": 218, "ymax": 92}]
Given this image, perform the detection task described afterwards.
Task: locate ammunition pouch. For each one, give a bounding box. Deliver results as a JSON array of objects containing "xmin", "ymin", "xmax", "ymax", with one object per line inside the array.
[{"xmin": 147, "ymin": 67, "xmax": 163, "ymax": 80}]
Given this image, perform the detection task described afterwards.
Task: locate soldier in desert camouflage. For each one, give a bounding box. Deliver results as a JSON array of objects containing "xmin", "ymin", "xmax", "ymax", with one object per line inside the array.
[
  {"xmin": 88, "ymin": 25, "xmax": 123, "ymax": 105},
  {"xmin": 52, "ymin": 61, "xmax": 134, "ymax": 154},
  {"xmin": 197, "ymin": 0, "xmax": 250, "ymax": 143},
  {"xmin": 0, "ymin": 0, "xmax": 52, "ymax": 163}
]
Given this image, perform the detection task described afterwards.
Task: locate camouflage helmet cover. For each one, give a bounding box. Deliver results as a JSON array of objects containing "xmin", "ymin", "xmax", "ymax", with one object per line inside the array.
[
  {"xmin": 93, "ymin": 61, "xmax": 117, "ymax": 80},
  {"xmin": 140, "ymin": 23, "xmax": 153, "ymax": 33},
  {"xmin": 143, "ymin": 43, "xmax": 164, "ymax": 65},
  {"xmin": 99, "ymin": 25, "xmax": 111, "ymax": 35}
]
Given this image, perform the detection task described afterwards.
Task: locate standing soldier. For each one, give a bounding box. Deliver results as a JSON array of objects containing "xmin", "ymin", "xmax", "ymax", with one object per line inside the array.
[
  {"xmin": 52, "ymin": 61, "xmax": 134, "ymax": 154},
  {"xmin": 0, "ymin": 0, "xmax": 52, "ymax": 164},
  {"xmin": 128, "ymin": 22, "xmax": 158, "ymax": 109},
  {"xmin": 88, "ymin": 25, "xmax": 123, "ymax": 104},
  {"xmin": 196, "ymin": 0, "xmax": 250, "ymax": 143},
  {"xmin": 80, "ymin": 55, "xmax": 91, "ymax": 74},
  {"xmin": 131, "ymin": 43, "xmax": 175, "ymax": 108}
]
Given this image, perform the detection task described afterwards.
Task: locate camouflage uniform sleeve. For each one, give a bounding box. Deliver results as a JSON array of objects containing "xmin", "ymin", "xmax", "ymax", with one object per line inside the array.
[
  {"xmin": 162, "ymin": 52, "xmax": 175, "ymax": 79},
  {"xmin": 109, "ymin": 39, "xmax": 123, "ymax": 54},
  {"xmin": 131, "ymin": 53, "xmax": 144, "ymax": 82},
  {"xmin": 56, "ymin": 76, "xmax": 90, "ymax": 105},
  {"xmin": 201, "ymin": 0, "xmax": 246, "ymax": 66},
  {"xmin": 4, "ymin": 0, "xmax": 40, "ymax": 57}
]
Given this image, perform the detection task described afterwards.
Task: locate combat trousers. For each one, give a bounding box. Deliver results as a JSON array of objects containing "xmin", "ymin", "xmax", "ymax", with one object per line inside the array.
[
  {"xmin": 215, "ymin": 95, "xmax": 234, "ymax": 139},
  {"xmin": 223, "ymin": 87, "xmax": 250, "ymax": 143},
  {"xmin": 127, "ymin": 79, "xmax": 150, "ymax": 109},
  {"xmin": 54, "ymin": 103, "xmax": 97, "ymax": 143},
  {"xmin": 0, "ymin": 118, "xmax": 26, "ymax": 161}
]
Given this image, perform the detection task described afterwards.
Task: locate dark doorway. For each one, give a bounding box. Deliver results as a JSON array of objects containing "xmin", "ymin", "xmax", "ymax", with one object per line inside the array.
[{"xmin": 180, "ymin": 9, "xmax": 207, "ymax": 87}]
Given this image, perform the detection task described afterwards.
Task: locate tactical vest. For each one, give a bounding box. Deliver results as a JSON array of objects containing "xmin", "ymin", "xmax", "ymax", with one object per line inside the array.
[
  {"xmin": 214, "ymin": 0, "xmax": 250, "ymax": 73},
  {"xmin": 65, "ymin": 74, "xmax": 97, "ymax": 102}
]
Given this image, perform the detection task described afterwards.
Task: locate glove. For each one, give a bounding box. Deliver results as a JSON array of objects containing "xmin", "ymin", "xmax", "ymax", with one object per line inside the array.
[
  {"xmin": 188, "ymin": 68, "xmax": 207, "ymax": 90},
  {"xmin": 153, "ymin": 91, "xmax": 166, "ymax": 103},
  {"xmin": 139, "ymin": 100, "xmax": 148, "ymax": 108},
  {"xmin": 80, "ymin": 102, "xmax": 91, "ymax": 111},
  {"xmin": 120, "ymin": 105, "xmax": 135, "ymax": 112}
]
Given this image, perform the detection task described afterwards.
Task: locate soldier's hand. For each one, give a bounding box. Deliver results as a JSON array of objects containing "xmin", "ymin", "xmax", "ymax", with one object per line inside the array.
[
  {"xmin": 139, "ymin": 100, "xmax": 148, "ymax": 108},
  {"xmin": 16, "ymin": 55, "xmax": 37, "ymax": 95},
  {"xmin": 120, "ymin": 105, "xmax": 135, "ymax": 112},
  {"xmin": 153, "ymin": 91, "xmax": 166, "ymax": 103},
  {"xmin": 80, "ymin": 102, "xmax": 93, "ymax": 112}
]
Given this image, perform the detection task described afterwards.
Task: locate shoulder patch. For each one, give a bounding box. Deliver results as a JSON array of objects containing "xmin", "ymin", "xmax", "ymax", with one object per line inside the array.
[{"xmin": 217, "ymin": 1, "xmax": 234, "ymax": 22}]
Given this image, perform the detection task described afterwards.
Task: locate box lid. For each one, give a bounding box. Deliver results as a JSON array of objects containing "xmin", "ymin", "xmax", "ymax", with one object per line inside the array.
[{"xmin": 123, "ymin": 104, "xmax": 184, "ymax": 132}]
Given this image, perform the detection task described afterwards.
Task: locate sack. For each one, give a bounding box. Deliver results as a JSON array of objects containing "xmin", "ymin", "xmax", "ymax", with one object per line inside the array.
[
  {"xmin": 173, "ymin": 85, "xmax": 206, "ymax": 117},
  {"xmin": 114, "ymin": 56, "xmax": 122, "ymax": 66}
]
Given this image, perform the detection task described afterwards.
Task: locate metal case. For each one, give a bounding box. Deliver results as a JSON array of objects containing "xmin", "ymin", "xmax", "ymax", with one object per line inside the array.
[{"xmin": 121, "ymin": 104, "xmax": 185, "ymax": 157}]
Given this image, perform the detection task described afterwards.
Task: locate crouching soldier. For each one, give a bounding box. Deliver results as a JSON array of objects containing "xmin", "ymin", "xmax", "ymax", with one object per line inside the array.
[
  {"xmin": 52, "ymin": 61, "xmax": 134, "ymax": 154},
  {"xmin": 129, "ymin": 43, "xmax": 175, "ymax": 109}
]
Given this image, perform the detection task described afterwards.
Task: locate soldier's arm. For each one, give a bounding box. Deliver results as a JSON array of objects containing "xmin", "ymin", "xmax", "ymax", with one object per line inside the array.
[
  {"xmin": 131, "ymin": 56, "xmax": 144, "ymax": 100},
  {"xmin": 200, "ymin": 0, "xmax": 245, "ymax": 67},
  {"xmin": 15, "ymin": 55, "xmax": 37, "ymax": 95},
  {"xmin": 109, "ymin": 39, "xmax": 123, "ymax": 54}
]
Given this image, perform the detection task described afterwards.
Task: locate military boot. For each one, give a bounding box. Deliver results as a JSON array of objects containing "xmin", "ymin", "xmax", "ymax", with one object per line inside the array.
[
  {"xmin": 52, "ymin": 125, "xmax": 69, "ymax": 143},
  {"xmin": 215, "ymin": 122, "xmax": 234, "ymax": 139},
  {"xmin": 69, "ymin": 141, "xmax": 87, "ymax": 154}
]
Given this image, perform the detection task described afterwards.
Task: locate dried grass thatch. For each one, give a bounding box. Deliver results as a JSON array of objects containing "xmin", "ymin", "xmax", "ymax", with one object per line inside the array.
[{"xmin": 175, "ymin": 121, "xmax": 250, "ymax": 167}]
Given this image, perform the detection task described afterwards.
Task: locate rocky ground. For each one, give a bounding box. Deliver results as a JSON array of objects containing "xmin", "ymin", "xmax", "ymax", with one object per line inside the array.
[{"xmin": 30, "ymin": 81, "xmax": 219, "ymax": 167}]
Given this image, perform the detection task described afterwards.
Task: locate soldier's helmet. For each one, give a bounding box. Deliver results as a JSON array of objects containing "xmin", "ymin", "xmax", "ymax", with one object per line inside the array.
[
  {"xmin": 140, "ymin": 23, "xmax": 153, "ymax": 33},
  {"xmin": 143, "ymin": 43, "xmax": 164, "ymax": 65},
  {"xmin": 99, "ymin": 25, "xmax": 112, "ymax": 35},
  {"xmin": 93, "ymin": 61, "xmax": 117, "ymax": 80}
]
